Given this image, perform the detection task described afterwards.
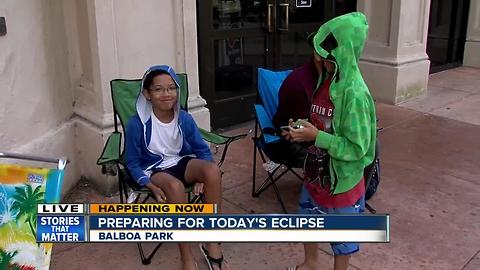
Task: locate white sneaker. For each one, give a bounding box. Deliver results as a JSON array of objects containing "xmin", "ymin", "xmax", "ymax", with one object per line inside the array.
[
  {"xmin": 127, "ymin": 191, "xmax": 139, "ymax": 203},
  {"xmin": 262, "ymin": 161, "xmax": 280, "ymax": 173}
]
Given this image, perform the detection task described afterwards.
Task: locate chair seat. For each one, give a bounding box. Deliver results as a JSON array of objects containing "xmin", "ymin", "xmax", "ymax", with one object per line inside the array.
[{"xmin": 257, "ymin": 138, "xmax": 307, "ymax": 168}]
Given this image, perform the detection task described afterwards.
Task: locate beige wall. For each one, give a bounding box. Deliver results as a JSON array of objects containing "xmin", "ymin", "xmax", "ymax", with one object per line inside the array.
[
  {"xmin": 1, "ymin": 0, "xmax": 208, "ymax": 196},
  {"xmin": 464, "ymin": 0, "xmax": 480, "ymax": 68},
  {"xmin": 358, "ymin": 0, "xmax": 431, "ymax": 104},
  {"xmin": 63, "ymin": 0, "xmax": 208, "ymax": 195},
  {"xmin": 0, "ymin": 0, "xmax": 79, "ymax": 195}
]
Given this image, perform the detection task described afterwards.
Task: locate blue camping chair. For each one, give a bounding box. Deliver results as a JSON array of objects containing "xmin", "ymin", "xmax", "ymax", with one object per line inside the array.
[
  {"xmin": 251, "ymin": 68, "xmax": 304, "ymax": 213},
  {"xmin": 251, "ymin": 68, "xmax": 381, "ymax": 214}
]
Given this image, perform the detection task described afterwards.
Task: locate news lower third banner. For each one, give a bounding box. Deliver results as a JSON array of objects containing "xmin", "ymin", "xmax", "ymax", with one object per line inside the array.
[{"xmin": 36, "ymin": 204, "xmax": 390, "ymax": 243}]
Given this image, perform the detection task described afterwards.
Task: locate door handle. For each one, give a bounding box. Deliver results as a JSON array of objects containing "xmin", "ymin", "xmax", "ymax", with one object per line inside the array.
[
  {"xmin": 278, "ymin": 3, "xmax": 289, "ymax": 32},
  {"xmin": 267, "ymin": 3, "xmax": 274, "ymax": 33}
]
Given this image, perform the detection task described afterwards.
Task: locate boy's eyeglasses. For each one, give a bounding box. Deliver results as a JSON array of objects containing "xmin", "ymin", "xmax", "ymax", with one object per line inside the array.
[{"xmin": 149, "ymin": 86, "xmax": 178, "ymax": 94}]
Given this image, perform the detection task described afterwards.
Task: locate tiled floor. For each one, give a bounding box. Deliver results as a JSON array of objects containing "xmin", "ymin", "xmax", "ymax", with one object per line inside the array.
[{"xmin": 400, "ymin": 67, "xmax": 480, "ymax": 126}]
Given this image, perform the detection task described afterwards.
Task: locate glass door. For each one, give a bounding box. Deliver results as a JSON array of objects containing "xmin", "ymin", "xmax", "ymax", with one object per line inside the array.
[
  {"xmin": 427, "ymin": 0, "xmax": 470, "ymax": 73},
  {"xmin": 197, "ymin": 0, "xmax": 270, "ymax": 128},
  {"xmin": 197, "ymin": 0, "xmax": 356, "ymax": 128},
  {"xmin": 274, "ymin": 0, "xmax": 356, "ymax": 70}
]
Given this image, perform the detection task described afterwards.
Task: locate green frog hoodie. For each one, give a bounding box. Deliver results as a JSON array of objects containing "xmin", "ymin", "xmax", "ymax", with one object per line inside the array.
[{"xmin": 312, "ymin": 12, "xmax": 377, "ymax": 194}]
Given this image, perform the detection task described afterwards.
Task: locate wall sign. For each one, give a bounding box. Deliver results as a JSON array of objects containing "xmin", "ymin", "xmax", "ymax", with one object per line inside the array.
[
  {"xmin": 296, "ymin": 0, "xmax": 312, "ymax": 8},
  {"xmin": 0, "ymin": 17, "xmax": 6, "ymax": 36}
]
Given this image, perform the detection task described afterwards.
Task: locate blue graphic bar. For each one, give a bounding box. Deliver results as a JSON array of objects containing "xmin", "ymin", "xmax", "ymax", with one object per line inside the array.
[{"xmin": 88, "ymin": 215, "xmax": 388, "ymax": 230}]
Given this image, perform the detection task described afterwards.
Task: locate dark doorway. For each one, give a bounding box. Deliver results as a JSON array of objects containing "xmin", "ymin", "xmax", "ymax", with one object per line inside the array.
[
  {"xmin": 427, "ymin": 0, "xmax": 470, "ymax": 73},
  {"xmin": 197, "ymin": 0, "xmax": 356, "ymax": 129}
]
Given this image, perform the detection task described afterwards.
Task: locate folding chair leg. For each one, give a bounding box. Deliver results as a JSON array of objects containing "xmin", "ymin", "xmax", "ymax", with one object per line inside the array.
[
  {"xmin": 217, "ymin": 139, "xmax": 233, "ymax": 167},
  {"xmin": 134, "ymin": 192, "xmax": 202, "ymax": 265},
  {"xmin": 189, "ymin": 194, "xmax": 203, "ymax": 204},
  {"xmin": 251, "ymin": 137, "xmax": 269, "ymax": 197},
  {"xmin": 137, "ymin": 242, "xmax": 163, "ymax": 265},
  {"xmin": 252, "ymin": 137, "xmax": 258, "ymax": 197},
  {"xmin": 142, "ymin": 194, "xmax": 153, "ymax": 204},
  {"xmin": 288, "ymin": 168, "xmax": 303, "ymax": 182},
  {"xmin": 251, "ymin": 136, "xmax": 294, "ymax": 213},
  {"xmin": 118, "ymin": 177, "xmax": 130, "ymax": 204},
  {"xmin": 118, "ymin": 177, "xmax": 124, "ymax": 203},
  {"xmin": 270, "ymin": 178, "xmax": 288, "ymax": 213},
  {"xmin": 253, "ymin": 167, "xmax": 288, "ymax": 196},
  {"xmin": 365, "ymin": 202, "xmax": 376, "ymax": 214},
  {"xmin": 134, "ymin": 191, "xmax": 161, "ymax": 265},
  {"xmin": 253, "ymin": 165, "xmax": 290, "ymax": 213}
]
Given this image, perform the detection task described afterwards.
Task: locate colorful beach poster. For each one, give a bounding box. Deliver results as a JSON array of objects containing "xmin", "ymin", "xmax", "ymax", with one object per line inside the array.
[{"xmin": 0, "ymin": 163, "xmax": 64, "ymax": 270}]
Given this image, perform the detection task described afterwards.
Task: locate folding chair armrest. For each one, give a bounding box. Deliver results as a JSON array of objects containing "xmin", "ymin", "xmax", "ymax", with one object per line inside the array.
[
  {"xmin": 199, "ymin": 128, "xmax": 247, "ymax": 167},
  {"xmin": 199, "ymin": 128, "xmax": 247, "ymax": 145},
  {"xmin": 254, "ymin": 104, "xmax": 281, "ymax": 144},
  {"xmin": 97, "ymin": 132, "xmax": 122, "ymax": 166}
]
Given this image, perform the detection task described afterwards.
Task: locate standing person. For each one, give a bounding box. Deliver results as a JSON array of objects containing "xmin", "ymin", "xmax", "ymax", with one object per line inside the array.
[
  {"xmin": 286, "ymin": 12, "xmax": 376, "ymax": 270},
  {"xmin": 125, "ymin": 65, "xmax": 230, "ymax": 270}
]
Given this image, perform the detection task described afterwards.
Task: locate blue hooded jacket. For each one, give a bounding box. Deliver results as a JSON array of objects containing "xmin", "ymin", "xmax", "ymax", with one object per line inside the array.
[{"xmin": 124, "ymin": 65, "xmax": 212, "ymax": 186}]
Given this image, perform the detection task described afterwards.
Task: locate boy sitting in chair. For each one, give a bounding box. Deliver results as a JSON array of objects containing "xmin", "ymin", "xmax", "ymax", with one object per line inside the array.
[{"xmin": 125, "ymin": 65, "xmax": 230, "ymax": 270}]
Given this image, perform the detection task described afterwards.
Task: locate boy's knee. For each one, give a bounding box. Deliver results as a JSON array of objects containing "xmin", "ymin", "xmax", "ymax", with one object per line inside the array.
[
  {"xmin": 163, "ymin": 178, "xmax": 184, "ymax": 194},
  {"xmin": 203, "ymin": 163, "xmax": 221, "ymax": 181}
]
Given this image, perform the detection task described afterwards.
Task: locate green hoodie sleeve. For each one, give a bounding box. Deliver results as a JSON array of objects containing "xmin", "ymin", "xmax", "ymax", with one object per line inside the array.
[{"xmin": 315, "ymin": 94, "xmax": 372, "ymax": 161}]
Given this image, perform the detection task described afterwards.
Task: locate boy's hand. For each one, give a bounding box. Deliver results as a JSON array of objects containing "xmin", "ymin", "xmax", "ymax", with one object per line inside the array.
[
  {"xmin": 147, "ymin": 184, "xmax": 167, "ymax": 203},
  {"xmin": 193, "ymin": 182, "xmax": 204, "ymax": 196},
  {"xmin": 281, "ymin": 130, "xmax": 291, "ymax": 140},
  {"xmin": 289, "ymin": 120, "xmax": 319, "ymax": 142}
]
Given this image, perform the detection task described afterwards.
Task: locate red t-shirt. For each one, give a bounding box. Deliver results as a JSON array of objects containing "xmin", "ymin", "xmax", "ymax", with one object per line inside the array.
[{"xmin": 305, "ymin": 78, "xmax": 365, "ymax": 208}]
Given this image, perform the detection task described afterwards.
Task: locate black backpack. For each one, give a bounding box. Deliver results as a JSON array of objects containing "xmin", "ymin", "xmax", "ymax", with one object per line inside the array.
[
  {"xmin": 364, "ymin": 139, "xmax": 380, "ymax": 201},
  {"xmin": 303, "ymin": 143, "xmax": 380, "ymax": 201}
]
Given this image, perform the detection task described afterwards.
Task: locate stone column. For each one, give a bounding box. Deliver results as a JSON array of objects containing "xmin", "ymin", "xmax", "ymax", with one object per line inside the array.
[
  {"xmin": 62, "ymin": 0, "xmax": 119, "ymax": 195},
  {"xmin": 464, "ymin": 0, "xmax": 480, "ymax": 68},
  {"xmin": 63, "ymin": 0, "xmax": 210, "ymax": 195},
  {"xmin": 174, "ymin": 0, "xmax": 211, "ymax": 130},
  {"xmin": 357, "ymin": 0, "xmax": 431, "ymax": 104}
]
